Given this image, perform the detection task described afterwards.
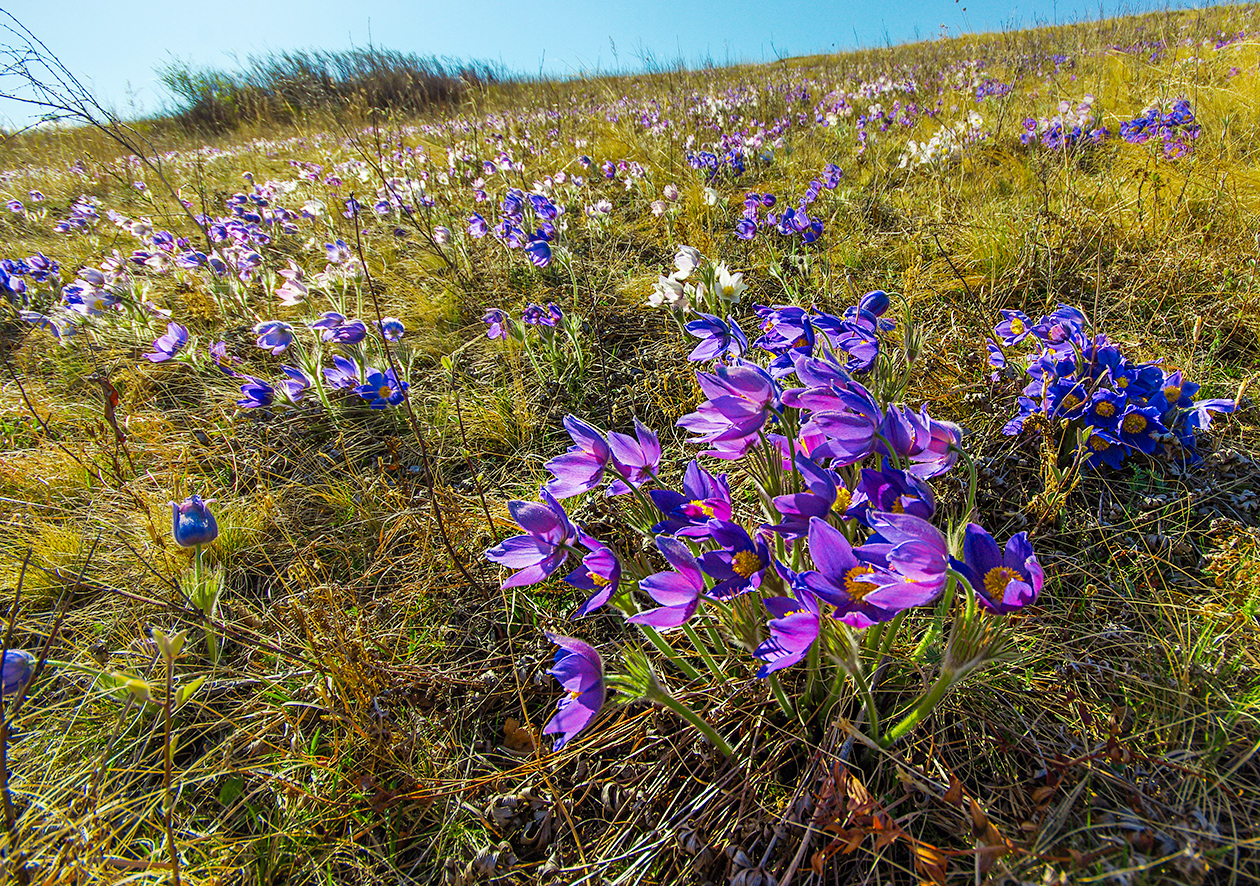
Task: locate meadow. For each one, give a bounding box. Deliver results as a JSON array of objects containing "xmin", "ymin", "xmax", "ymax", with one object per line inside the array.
[{"xmin": 0, "ymin": 5, "xmax": 1259, "ymax": 884}]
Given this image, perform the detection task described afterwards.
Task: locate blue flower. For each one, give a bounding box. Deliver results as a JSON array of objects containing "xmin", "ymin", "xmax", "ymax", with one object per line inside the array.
[
  {"xmin": 237, "ymin": 376, "xmax": 274, "ymax": 409},
  {"xmin": 253, "ymin": 320, "xmax": 294, "ymax": 355},
  {"xmin": 2, "ymin": 650, "xmax": 36, "ymax": 696},
  {"xmin": 171, "ymin": 494, "xmax": 218, "ymax": 547},
  {"xmin": 355, "ymin": 367, "xmax": 408, "ymax": 408}
]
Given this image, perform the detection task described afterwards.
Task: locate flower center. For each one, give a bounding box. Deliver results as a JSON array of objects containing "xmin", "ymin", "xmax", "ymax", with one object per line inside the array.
[
  {"xmin": 732, "ymin": 550, "xmax": 761, "ymax": 578},
  {"xmin": 1093, "ymin": 400, "xmax": 1115, "ymax": 418},
  {"xmin": 1089, "ymin": 434, "xmax": 1110, "ymax": 451},
  {"xmin": 844, "ymin": 565, "xmax": 875, "ymax": 601},
  {"xmin": 983, "ymin": 566, "xmax": 1021, "ymax": 601},
  {"xmin": 588, "ymin": 572, "xmax": 610, "ymax": 588},
  {"xmin": 832, "ymin": 487, "xmax": 852, "ymax": 515},
  {"xmin": 1009, "ymin": 318, "xmax": 1025, "ymax": 335},
  {"xmin": 1115, "ymin": 376, "xmax": 1129, "ymax": 389},
  {"xmin": 891, "ymin": 498, "xmax": 906, "ymax": 514},
  {"xmin": 688, "ymin": 500, "xmax": 715, "ymax": 517},
  {"xmin": 1122, "ymin": 413, "xmax": 1147, "ymax": 434},
  {"xmin": 1164, "ymin": 385, "xmax": 1182, "ymax": 403},
  {"xmin": 1059, "ymin": 394, "xmax": 1082, "ymax": 412}
]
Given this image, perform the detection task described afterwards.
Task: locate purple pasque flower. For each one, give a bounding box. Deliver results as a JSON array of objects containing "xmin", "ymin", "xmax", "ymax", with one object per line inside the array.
[
  {"xmin": 2, "ymin": 649, "xmax": 36, "ymax": 696},
  {"xmin": 467, "ymin": 213, "xmax": 488, "ymax": 238},
  {"xmin": 376, "ymin": 317, "xmax": 405, "ymax": 341},
  {"xmin": 171, "ymin": 494, "xmax": 218, "ymax": 547},
  {"xmin": 253, "ymin": 320, "xmax": 294, "ymax": 355},
  {"xmin": 798, "ymin": 517, "xmax": 894, "ymax": 628},
  {"xmin": 849, "ymin": 467, "xmax": 936, "ymax": 524},
  {"xmin": 143, "ymin": 322, "xmax": 189, "ymax": 362},
  {"xmin": 485, "ymin": 487, "xmax": 580, "ymax": 588},
  {"xmin": 755, "ymin": 581, "xmax": 823, "ymax": 677},
  {"xmin": 355, "ymin": 367, "xmax": 408, "ymax": 408},
  {"xmin": 566, "ymin": 542, "xmax": 623, "ymax": 616},
  {"xmin": 522, "ymin": 303, "xmax": 558, "ymax": 327},
  {"xmin": 626, "ymin": 536, "xmax": 707, "ymax": 629},
  {"xmin": 1117, "ymin": 401, "xmax": 1166, "ymax": 454},
  {"xmin": 767, "ymin": 455, "xmax": 849, "ymax": 539},
  {"xmin": 328, "ymin": 319, "xmax": 368, "ymax": 344},
  {"xmin": 953, "ymin": 524, "xmax": 1043, "ymax": 614},
  {"xmin": 280, "ymin": 366, "xmax": 312, "ymax": 403},
  {"xmin": 1084, "ymin": 427, "xmax": 1128, "ymax": 469},
  {"xmin": 907, "ymin": 412, "xmax": 963, "ymax": 479},
  {"xmin": 698, "ymin": 521, "xmax": 771, "ymax": 598},
  {"xmin": 237, "ymin": 376, "xmax": 274, "ymax": 409},
  {"xmin": 650, "ymin": 459, "xmax": 733, "ymax": 537},
  {"xmin": 995, "ymin": 309, "xmax": 1033, "ymax": 346},
  {"xmin": 788, "ymin": 378, "xmax": 883, "ymax": 466},
  {"xmin": 876, "ymin": 405, "xmax": 931, "ymax": 461},
  {"xmin": 525, "ymin": 237, "xmax": 552, "ymax": 268},
  {"xmin": 542, "ymin": 634, "xmax": 605, "ymax": 750},
  {"xmin": 678, "ymin": 361, "xmax": 782, "ymax": 460},
  {"xmin": 685, "ymin": 312, "xmax": 748, "ymax": 361},
  {"xmin": 859, "ymin": 289, "xmax": 891, "ymax": 318},
  {"xmin": 484, "ymin": 308, "xmax": 510, "ymax": 340},
  {"xmin": 545, "ymin": 415, "xmax": 613, "ymax": 499},
  {"xmin": 323, "ymin": 354, "xmax": 361, "ymax": 390},
  {"xmin": 858, "ymin": 512, "xmax": 950, "ymax": 611},
  {"xmin": 606, "ymin": 418, "xmax": 661, "ymax": 495}
]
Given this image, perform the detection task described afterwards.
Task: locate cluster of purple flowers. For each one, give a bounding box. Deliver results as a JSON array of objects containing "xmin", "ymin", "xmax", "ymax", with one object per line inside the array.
[
  {"xmin": 0, "ymin": 254, "xmax": 59, "ymax": 306},
  {"xmin": 1118, "ymin": 99, "xmax": 1202, "ymax": 159},
  {"xmin": 487, "ymin": 286, "xmax": 1042, "ymax": 749},
  {"xmin": 685, "ymin": 148, "xmax": 747, "ymax": 181},
  {"xmin": 482, "ymin": 302, "xmax": 565, "ymax": 341},
  {"xmin": 52, "ymin": 197, "xmax": 100, "ymax": 234},
  {"xmin": 1021, "ymin": 96, "xmax": 1107, "ymax": 151},
  {"xmin": 990, "ymin": 305, "xmax": 1234, "ymax": 468},
  {"xmin": 467, "ymin": 187, "xmax": 555, "ymax": 267},
  {"xmin": 734, "ymin": 165, "xmax": 842, "ymax": 243}
]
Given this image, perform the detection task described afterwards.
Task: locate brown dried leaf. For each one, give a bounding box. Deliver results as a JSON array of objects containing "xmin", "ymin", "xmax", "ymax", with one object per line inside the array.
[
  {"xmin": 943, "ymin": 773, "xmax": 964, "ymax": 807},
  {"xmin": 911, "ymin": 840, "xmax": 949, "ymax": 886},
  {"xmin": 503, "ymin": 718, "xmax": 536, "ymax": 753}
]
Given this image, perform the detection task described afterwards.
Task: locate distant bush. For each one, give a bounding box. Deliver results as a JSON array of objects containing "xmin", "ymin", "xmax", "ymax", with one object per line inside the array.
[{"xmin": 157, "ymin": 47, "xmax": 503, "ymax": 132}]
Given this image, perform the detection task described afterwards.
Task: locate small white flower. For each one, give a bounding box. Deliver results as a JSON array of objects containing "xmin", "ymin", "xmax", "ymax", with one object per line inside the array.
[
  {"xmin": 663, "ymin": 184, "xmax": 679, "ymax": 202},
  {"xmin": 713, "ymin": 263, "xmax": 747, "ymax": 306},
  {"xmin": 674, "ymin": 246, "xmax": 702, "ymax": 279},
  {"xmin": 703, "ymin": 187, "xmax": 720, "ymax": 206},
  {"xmin": 650, "ymin": 200, "xmax": 667, "ymax": 216}
]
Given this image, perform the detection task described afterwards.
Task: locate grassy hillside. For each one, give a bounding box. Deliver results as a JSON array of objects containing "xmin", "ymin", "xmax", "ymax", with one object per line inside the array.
[{"xmin": 0, "ymin": 5, "xmax": 1258, "ymax": 884}]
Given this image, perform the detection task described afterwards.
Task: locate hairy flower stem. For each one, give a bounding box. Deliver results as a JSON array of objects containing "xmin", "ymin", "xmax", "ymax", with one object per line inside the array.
[
  {"xmin": 653, "ymin": 692, "xmax": 735, "ymax": 758},
  {"xmin": 163, "ymin": 652, "xmax": 180, "ymax": 886},
  {"xmin": 768, "ymin": 673, "xmax": 797, "ymax": 721},
  {"xmin": 849, "ymin": 662, "xmax": 882, "ymax": 744},
  {"xmin": 192, "ymin": 545, "xmax": 218, "ymax": 665},
  {"xmin": 683, "ymin": 622, "xmax": 726, "ymax": 681},
  {"xmin": 881, "ymin": 668, "xmax": 956, "ymax": 748},
  {"xmin": 637, "ymin": 624, "xmax": 702, "ymax": 682}
]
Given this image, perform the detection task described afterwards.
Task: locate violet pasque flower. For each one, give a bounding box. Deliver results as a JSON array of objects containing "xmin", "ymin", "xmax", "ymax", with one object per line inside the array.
[
  {"xmin": 171, "ymin": 495, "xmax": 218, "ymax": 547},
  {"xmin": 545, "ymin": 415, "xmax": 613, "ymax": 499},
  {"xmin": 237, "ymin": 376, "xmax": 274, "ymax": 409},
  {"xmin": 859, "ymin": 512, "xmax": 950, "ymax": 610},
  {"xmin": 323, "ymin": 355, "xmax": 360, "ymax": 390},
  {"xmin": 627, "ymin": 536, "xmax": 707, "ymax": 629},
  {"xmin": 755, "ymin": 583, "xmax": 823, "ymax": 677},
  {"xmin": 376, "ymin": 317, "xmax": 405, "ymax": 341},
  {"xmin": 355, "ymin": 367, "xmax": 408, "ymax": 408},
  {"xmin": 685, "ymin": 313, "xmax": 748, "ymax": 361},
  {"xmin": 144, "ymin": 322, "xmax": 189, "ymax": 362},
  {"xmin": 698, "ymin": 521, "xmax": 771, "ymax": 598},
  {"xmin": 2, "ymin": 650, "xmax": 36, "ymax": 696},
  {"xmin": 542, "ymin": 634, "xmax": 605, "ymax": 750},
  {"xmin": 798, "ymin": 517, "xmax": 892, "ymax": 628},
  {"xmin": 953, "ymin": 524, "xmax": 1043, "ymax": 614},
  {"xmin": 678, "ymin": 362, "xmax": 781, "ymax": 459},
  {"xmin": 606, "ymin": 418, "xmax": 661, "ymax": 495},
  {"xmin": 768, "ymin": 456, "xmax": 848, "ymax": 539},
  {"xmin": 485, "ymin": 488, "xmax": 579, "ymax": 588},
  {"xmin": 253, "ymin": 320, "xmax": 294, "ymax": 355},
  {"xmin": 566, "ymin": 543, "xmax": 623, "ymax": 616},
  {"xmin": 650, "ymin": 459, "xmax": 733, "ymax": 537},
  {"xmin": 484, "ymin": 308, "xmax": 510, "ymax": 340},
  {"xmin": 280, "ymin": 366, "xmax": 312, "ymax": 403}
]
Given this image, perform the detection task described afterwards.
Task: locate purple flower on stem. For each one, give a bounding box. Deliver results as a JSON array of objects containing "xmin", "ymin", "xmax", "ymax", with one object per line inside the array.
[
  {"xmin": 323, "ymin": 355, "xmax": 360, "ymax": 390},
  {"xmin": 485, "ymin": 488, "xmax": 579, "ymax": 588},
  {"xmin": 650, "ymin": 460, "xmax": 733, "ymax": 537},
  {"xmin": 627, "ymin": 536, "xmax": 707, "ymax": 629},
  {"xmin": 798, "ymin": 517, "xmax": 893, "ymax": 628},
  {"xmin": 698, "ymin": 521, "xmax": 771, "ymax": 598},
  {"xmin": 859, "ymin": 512, "xmax": 950, "ymax": 610},
  {"xmin": 952, "ymin": 524, "xmax": 1043, "ymax": 614},
  {"xmin": 328, "ymin": 319, "xmax": 368, "ymax": 344},
  {"xmin": 143, "ymin": 322, "xmax": 189, "ymax": 362},
  {"xmin": 484, "ymin": 308, "xmax": 510, "ymax": 340},
  {"xmin": 566, "ymin": 543, "xmax": 623, "ymax": 616},
  {"xmin": 526, "ymin": 238, "xmax": 552, "ymax": 268},
  {"xmin": 607, "ymin": 418, "xmax": 662, "ymax": 495},
  {"xmin": 545, "ymin": 415, "xmax": 613, "ymax": 499},
  {"xmin": 376, "ymin": 317, "xmax": 405, "ymax": 341},
  {"xmin": 171, "ymin": 494, "xmax": 218, "ymax": 547},
  {"xmin": 280, "ymin": 366, "xmax": 312, "ymax": 403},
  {"xmin": 355, "ymin": 367, "xmax": 408, "ymax": 408},
  {"xmin": 850, "ymin": 467, "xmax": 936, "ymax": 524},
  {"xmin": 768, "ymin": 456, "xmax": 848, "ymax": 539},
  {"xmin": 237, "ymin": 376, "xmax": 274, "ymax": 409},
  {"xmin": 2, "ymin": 649, "xmax": 36, "ymax": 696},
  {"xmin": 542, "ymin": 634, "xmax": 605, "ymax": 750},
  {"xmin": 685, "ymin": 313, "xmax": 748, "ymax": 361},
  {"xmin": 468, "ymin": 213, "xmax": 488, "ymax": 238},
  {"xmin": 253, "ymin": 320, "xmax": 294, "ymax": 355},
  {"xmin": 754, "ymin": 583, "xmax": 823, "ymax": 677},
  {"xmin": 678, "ymin": 362, "xmax": 781, "ymax": 459}
]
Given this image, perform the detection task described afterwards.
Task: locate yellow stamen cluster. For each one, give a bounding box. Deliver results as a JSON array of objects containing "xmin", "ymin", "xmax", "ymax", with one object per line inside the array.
[
  {"xmin": 378, "ymin": 385, "xmax": 392, "ymax": 399},
  {"xmin": 732, "ymin": 550, "xmax": 761, "ymax": 578},
  {"xmin": 1009, "ymin": 318, "xmax": 1025, "ymax": 335},
  {"xmin": 1164, "ymin": 386, "xmax": 1182, "ymax": 403},
  {"xmin": 1122, "ymin": 413, "xmax": 1147, "ymax": 434},
  {"xmin": 1059, "ymin": 394, "xmax": 1082, "ymax": 412},
  {"xmin": 588, "ymin": 572, "xmax": 610, "ymax": 587},
  {"xmin": 983, "ymin": 566, "xmax": 1021, "ymax": 601},
  {"xmin": 832, "ymin": 487, "xmax": 852, "ymax": 515},
  {"xmin": 1090, "ymin": 435, "xmax": 1110, "ymax": 451},
  {"xmin": 1116, "ymin": 376, "xmax": 1129, "ymax": 389},
  {"xmin": 1093, "ymin": 400, "xmax": 1115, "ymax": 418},
  {"xmin": 844, "ymin": 565, "xmax": 875, "ymax": 600},
  {"xmin": 689, "ymin": 500, "xmax": 715, "ymax": 517}
]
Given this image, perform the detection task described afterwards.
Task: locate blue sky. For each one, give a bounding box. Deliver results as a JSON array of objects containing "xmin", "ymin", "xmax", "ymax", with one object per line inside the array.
[{"xmin": 0, "ymin": 0, "xmax": 1209, "ymax": 127}]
